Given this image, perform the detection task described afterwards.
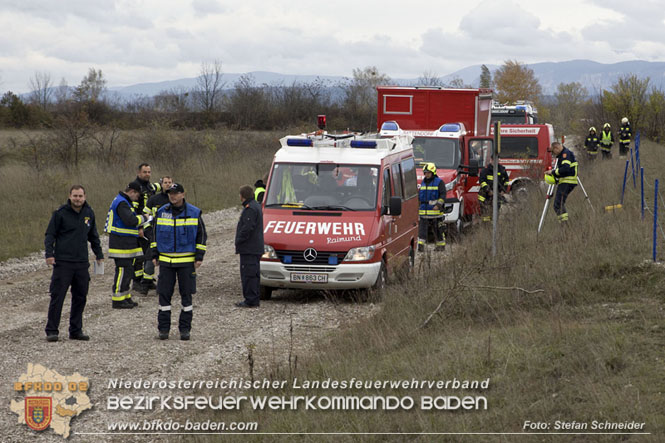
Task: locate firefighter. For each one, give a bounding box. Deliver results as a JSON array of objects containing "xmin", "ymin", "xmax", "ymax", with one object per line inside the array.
[
  {"xmin": 44, "ymin": 185, "xmax": 104, "ymax": 342},
  {"xmin": 619, "ymin": 117, "xmax": 632, "ymax": 158},
  {"xmin": 584, "ymin": 127, "xmax": 599, "ymax": 160},
  {"xmin": 545, "ymin": 142, "xmax": 578, "ymax": 223},
  {"xmin": 130, "ymin": 163, "xmax": 161, "ymax": 294},
  {"xmin": 254, "ymin": 179, "xmax": 266, "ymax": 203},
  {"xmin": 599, "ymin": 123, "xmax": 614, "ymax": 159},
  {"xmin": 139, "ymin": 176, "xmax": 173, "ymax": 295},
  {"xmin": 478, "ymin": 155, "xmax": 509, "ymax": 223},
  {"xmin": 106, "ymin": 182, "xmax": 151, "ymax": 309},
  {"xmin": 418, "ymin": 163, "xmax": 446, "ymax": 252},
  {"xmin": 151, "ymin": 183, "xmax": 207, "ymax": 340}
]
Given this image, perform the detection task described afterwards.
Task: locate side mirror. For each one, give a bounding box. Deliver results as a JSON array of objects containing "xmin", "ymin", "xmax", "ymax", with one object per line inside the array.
[{"xmin": 388, "ymin": 196, "xmax": 402, "ymax": 216}]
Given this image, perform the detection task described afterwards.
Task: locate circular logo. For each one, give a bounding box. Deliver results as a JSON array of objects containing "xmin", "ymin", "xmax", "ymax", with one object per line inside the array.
[{"xmin": 303, "ymin": 248, "xmax": 318, "ymax": 262}]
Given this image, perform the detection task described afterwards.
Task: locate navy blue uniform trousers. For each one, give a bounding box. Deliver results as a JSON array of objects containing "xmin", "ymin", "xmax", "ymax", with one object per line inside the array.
[
  {"xmin": 45, "ymin": 261, "xmax": 89, "ymax": 336},
  {"xmin": 157, "ymin": 264, "xmax": 194, "ymax": 333},
  {"xmin": 240, "ymin": 254, "xmax": 261, "ymax": 306}
]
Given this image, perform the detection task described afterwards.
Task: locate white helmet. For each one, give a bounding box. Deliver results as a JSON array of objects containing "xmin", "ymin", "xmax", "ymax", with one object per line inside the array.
[{"xmin": 621, "ymin": 117, "xmax": 629, "ymax": 124}]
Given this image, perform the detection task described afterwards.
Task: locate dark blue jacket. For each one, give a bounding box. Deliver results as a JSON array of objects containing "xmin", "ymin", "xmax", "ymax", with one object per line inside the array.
[
  {"xmin": 235, "ymin": 198, "xmax": 264, "ymax": 255},
  {"xmin": 45, "ymin": 201, "xmax": 104, "ymax": 262}
]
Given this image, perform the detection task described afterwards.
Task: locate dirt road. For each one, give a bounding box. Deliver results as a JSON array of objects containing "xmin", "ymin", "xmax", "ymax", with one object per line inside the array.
[{"xmin": 0, "ymin": 207, "xmax": 378, "ymax": 441}]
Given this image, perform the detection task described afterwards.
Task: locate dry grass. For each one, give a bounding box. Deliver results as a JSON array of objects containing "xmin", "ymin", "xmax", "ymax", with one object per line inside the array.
[
  {"xmin": 188, "ymin": 141, "xmax": 665, "ymax": 441},
  {"xmin": 0, "ymin": 128, "xmax": 282, "ymax": 261}
]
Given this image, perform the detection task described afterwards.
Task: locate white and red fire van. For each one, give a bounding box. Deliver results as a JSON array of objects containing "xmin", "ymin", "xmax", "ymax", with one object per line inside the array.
[{"xmin": 259, "ymin": 132, "xmax": 419, "ymax": 299}]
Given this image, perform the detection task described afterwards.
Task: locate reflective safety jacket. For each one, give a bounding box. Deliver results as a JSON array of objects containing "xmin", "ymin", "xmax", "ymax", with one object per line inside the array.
[
  {"xmin": 619, "ymin": 124, "xmax": 632, "ymax": 144},
  {"xmin": 151, "ymin": 201, "xmax": 207, "ymax": 266},
  {"xmin": 419, "ymin": 175, "xmax": 446, "ymax": 218},
  {"xmin": 585, "ymin": 134, "xmax": 599, "ymax": 153},
  {"xmin": 106, "ymin": 192, "xmax": 146, "ymax": 258},
  {"xmin": 478, "ymin": 163, "xmax": 509, "ymax": 202},
  {"xmin": 600, "ymin": 130, "xmax": 614, "ymax": 150},
  {"xmin": 552, "ymin": 147, "xmax": 578, "ymax": 185},
  {"xmin": 130, "ymin": 176, "xmax": 157, "ymax": 215}
]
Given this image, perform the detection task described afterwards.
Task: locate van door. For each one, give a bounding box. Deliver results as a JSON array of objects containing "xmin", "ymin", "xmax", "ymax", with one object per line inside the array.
[
  {"xmin": 380, "ymin": 167, "xmax": 393, "ymax": 264},
  {"xmin": 390, "ymin": 162, "xmax": 409, "ymax": 267}
]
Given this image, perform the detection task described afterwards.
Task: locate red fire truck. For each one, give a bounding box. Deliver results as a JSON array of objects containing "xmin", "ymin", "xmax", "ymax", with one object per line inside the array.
[
  {"xmin": 490, "ymin": 124, "xmax": 555, "ymax": 196},
  {"xmin": 376, "ymin": 86, "xmax": 493, "ymax": 233},
  {"xmin": 259, "ymin": 132, "xmax": 419, "ymax": 299}
]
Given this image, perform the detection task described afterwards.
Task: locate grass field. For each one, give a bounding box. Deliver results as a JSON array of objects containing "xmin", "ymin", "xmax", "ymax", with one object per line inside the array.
[{"xmin": 0, "ymin": 128, "xmax": 282, "ymax": 260}]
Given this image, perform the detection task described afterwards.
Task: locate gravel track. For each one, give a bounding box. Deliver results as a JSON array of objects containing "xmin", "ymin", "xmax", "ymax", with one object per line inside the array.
[{"xmin": 1, "ymin": 207, "xmax": 378, "ymax": 442}]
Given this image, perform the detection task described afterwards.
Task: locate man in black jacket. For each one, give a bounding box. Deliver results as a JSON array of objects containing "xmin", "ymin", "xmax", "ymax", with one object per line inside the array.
[
  {"xmin": 44, "ymin": 185, "xmax": 104, "ymax": 342},
  {"xmin": 130, "ymin": 163, "xmax": 159, "ymax": 293},
  {"xmin": 235, "ymin": 185, "xmax": 264, "ymax": 308}
]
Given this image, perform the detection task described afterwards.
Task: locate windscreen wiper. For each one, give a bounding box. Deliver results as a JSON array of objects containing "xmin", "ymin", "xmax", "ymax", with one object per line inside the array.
[
  {"xmin": 265, "ymin": 203, "xmax": 314, "ymax": 210},
  {"xmin": 311, "ymin": 205, "xmax": 356, "ymax": 211}
]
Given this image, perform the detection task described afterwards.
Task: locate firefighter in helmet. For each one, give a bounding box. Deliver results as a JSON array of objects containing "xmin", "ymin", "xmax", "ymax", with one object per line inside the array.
[
  {"xmin": 584, "ymin": 127, "xmax": 599, "ymax": 160},
  {"xmin": 545, "ymin": 142, "xmax": 578, "ymax": 223},
  {"xmin": 418, "ymin": 163, "xmax": 446, "ymax": 252},
  {"xmin": 478, "ymin": 154, "xmax": 509, "ymax": 223},
  {"xmin": 619, "ymin": 117, "xmax": 631, "ymax": 158},
  {"xmin": 599, "ymin": 123, "xmax": 614, "ymax": 159}
]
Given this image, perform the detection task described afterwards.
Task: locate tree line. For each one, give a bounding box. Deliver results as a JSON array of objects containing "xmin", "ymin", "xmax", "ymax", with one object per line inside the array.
[{"xmin": 2, "ymin": 60, "xmax": 664, "ymax": 142}]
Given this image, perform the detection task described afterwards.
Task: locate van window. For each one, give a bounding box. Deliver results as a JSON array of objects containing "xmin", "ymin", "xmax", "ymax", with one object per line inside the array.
[
  {"xmin": 391, "ymin": 164, "xmax": 403, "ymax": 199},
  {"xmin": 401, "ymin": 158, "xmax": 418, "ymax": 198},
  {"xmin": 498, "ymin": 137, "xmax": 539, "ymax": 158},
  {"xmin": 264, "ymin": 163, "xmax": 378, "ymax": 210},
  {"xmin": 382, "ymin": 168, "xmax": 391, "ymax": 210},
  {"xmin": 413, "ymin": 137, "xmax": 460, "ymax": 169}
]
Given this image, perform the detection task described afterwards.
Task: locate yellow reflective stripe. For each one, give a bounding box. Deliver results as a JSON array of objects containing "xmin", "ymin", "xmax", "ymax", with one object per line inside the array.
[
  {"xmin": 159, "ymin": 255, "xmax": 195, "ymax": 263},
  {"xmin": 423, "ymin": 186, "xmax": 439, "ymax": 190},
  {"xmin": 109, "ymin": 248, "xmax": 143, "ymax": 255},
  {"xmin": 559, "ymin": 177, "xmax": 577, "ymax": 184},
  {"xmin": 478, "ymin": 195, "xmax": 486, "ymax": 202},
  {"xmin": 114, "ymin": 268, "xmax": 124, "ymax": 297},
  {"xmin": 156, "ymin": 218, "xmax": 199, "ymax": 226},
  {"xmin": 150, "ymin": 242, "xmax": 157, "ymax": 248},
  {"xmin": 109, "ymin": 226, "xmax": 139, "ymax": 235},
  {"xmin": 419, "ymin": 210, "xmax": 442, "ymax": 215},
  {"xmin": 196, "ymin": 244, "xmax": 206, "ymax": 251},
  {"xmin": 160, "ymin": 252, "xmax": 195, "ymax": 257}
]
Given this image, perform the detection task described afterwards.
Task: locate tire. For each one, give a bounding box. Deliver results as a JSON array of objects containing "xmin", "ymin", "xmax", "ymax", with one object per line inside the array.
[
  {"xmin": 259, "ymin": 285, "xmax": 273, "ymax": 300},
  {"xmin": 366, "ymin": 261, "xmax": 387, "ymax": 301}
]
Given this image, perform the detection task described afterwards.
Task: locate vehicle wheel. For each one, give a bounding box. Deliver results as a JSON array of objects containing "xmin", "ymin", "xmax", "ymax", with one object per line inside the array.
[
  {"xmin": 408, "ymin": 245, "xmax": 415, "ymax": 272},
  {"xmin": 259, "ymin": 286, "xmax": 273, "ymax": 300},
  {"xmin": 364, "ymin": 261, "xmax": 387, "ymax": 301}
]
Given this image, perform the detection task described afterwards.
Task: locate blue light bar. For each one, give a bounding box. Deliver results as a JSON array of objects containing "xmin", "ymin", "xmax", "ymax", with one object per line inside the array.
[
  {"xmin": 286, "ymin": 138, "xmax": 313, "ymax": 147},
  {"xmin": 381, "ymin": 121, "xmax": 399, "ymax": 131},
  {"xmin": 350, "ymin": 140, "xmax": 377, "ymax": 149},
  {"xmin": 440, "ymin": 123, "xmax": 461, "ymax": 132},
  {"xmin": 515, "ymin": 105, "xmax": 526, "ymax": 111}
]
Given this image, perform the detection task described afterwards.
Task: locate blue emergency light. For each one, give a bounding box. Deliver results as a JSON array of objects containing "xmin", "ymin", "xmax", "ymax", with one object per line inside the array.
[
  {"xmin": 439, "ymin": 123, "xmax": 461, "ymax": 132},
  {"xmin": 286, "ymin": 138, "xmax": 313, "ymax": 147},
  {"xmin": 380, "ymin": 121, "xmax": 399, "ymax": 131},
  {"xmin": 350, "ymin": 140, "xmax": 377, "ymax": 149},
  {"xmin": 515, "ymin": 105, "xmax": 526, "ymax": 111}
]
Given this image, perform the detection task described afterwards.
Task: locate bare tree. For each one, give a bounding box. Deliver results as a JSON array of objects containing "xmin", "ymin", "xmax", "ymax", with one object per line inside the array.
[
  {"xmin": 417, "ymin": 70, "xmax": 444, "ymax": 86},
  {"xmin": 28, "ymin": 71, "xmax": 53, "ymax": 110},
  {"xmin": 195, "ymin": 60, "xmax": 225, "ymax": 113}
]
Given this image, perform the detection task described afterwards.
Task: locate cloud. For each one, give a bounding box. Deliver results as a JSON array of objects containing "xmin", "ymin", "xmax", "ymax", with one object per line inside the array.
[{"xmin": 191, "ymin": 0, "xmax": 226, "ymax": 17}]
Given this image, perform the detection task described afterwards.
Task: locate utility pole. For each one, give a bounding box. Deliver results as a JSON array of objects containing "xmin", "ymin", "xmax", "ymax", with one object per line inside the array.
[{"xmin": 492, "ymin": 121, "xmax": 500, "ymax": 257}]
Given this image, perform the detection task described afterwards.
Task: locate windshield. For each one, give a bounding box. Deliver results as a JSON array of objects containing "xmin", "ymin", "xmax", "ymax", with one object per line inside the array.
[
  {"xmin": 491, "ymin": 114, "xmax": 528, "ymax": 124},
  {"xmin": 265, "ymin": 163, "xmax": 379, "ymax": 211},
  {"xmin": 412, "ymin": 137, "xmax": 460, "ymax": 170}
]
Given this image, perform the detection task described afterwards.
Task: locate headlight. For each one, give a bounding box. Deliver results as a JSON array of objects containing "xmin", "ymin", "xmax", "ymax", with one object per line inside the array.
[
  {"xmin": 262, "ymin": 245, "xmax": 277, "ymax": 260},
  {"xmin": 344, "ymin": 245, "xmax": 375, "ymax": 262}
]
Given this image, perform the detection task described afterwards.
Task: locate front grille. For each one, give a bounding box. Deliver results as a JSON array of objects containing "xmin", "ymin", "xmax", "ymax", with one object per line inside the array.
[
  {"xmin": 284, "ymin": 266, "xmax": 336, "ymax": 273},
  {"xmin": 275, "ymin": 249, "xmax": 346, "ymax": 265}
]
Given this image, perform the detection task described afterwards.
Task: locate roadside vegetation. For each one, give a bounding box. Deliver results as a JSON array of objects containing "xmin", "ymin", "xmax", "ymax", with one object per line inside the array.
[{"xmin": 184, "ymin": 141, "xmax": 665, "ymax": 440}]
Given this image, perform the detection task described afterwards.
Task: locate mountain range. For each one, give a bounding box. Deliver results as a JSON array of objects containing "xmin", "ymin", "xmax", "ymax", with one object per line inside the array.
[{"xmin": 106, "ymin": 60, "xmax": 665, "ymax": 99}]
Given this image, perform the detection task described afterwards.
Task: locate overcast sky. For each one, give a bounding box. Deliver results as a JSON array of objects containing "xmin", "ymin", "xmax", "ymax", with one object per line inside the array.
[{"xmin": 1, "ymin": 0, "xmax": 664, "ymax": 93}]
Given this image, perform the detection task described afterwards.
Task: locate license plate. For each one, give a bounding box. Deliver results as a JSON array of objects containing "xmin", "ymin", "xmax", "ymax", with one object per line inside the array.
[{"xmin": 290, "ymin": 273, "xmax": 328, "ymax": 283}]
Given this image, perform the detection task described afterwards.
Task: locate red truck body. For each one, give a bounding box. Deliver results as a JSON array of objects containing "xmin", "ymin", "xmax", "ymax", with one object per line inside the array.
[{"xmin": 377, "ymin": 86, "xmax": 493, "ymax": 232}]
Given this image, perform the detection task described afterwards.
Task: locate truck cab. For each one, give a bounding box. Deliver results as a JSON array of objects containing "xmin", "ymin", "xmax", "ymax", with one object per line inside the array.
[
  {"xmin": 491, "ymin": 101, "xmax": 538, "ymax": 125},
  {"xmin": 260, "ymin": 133, "xmax": 419, "ymax": 299}
]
